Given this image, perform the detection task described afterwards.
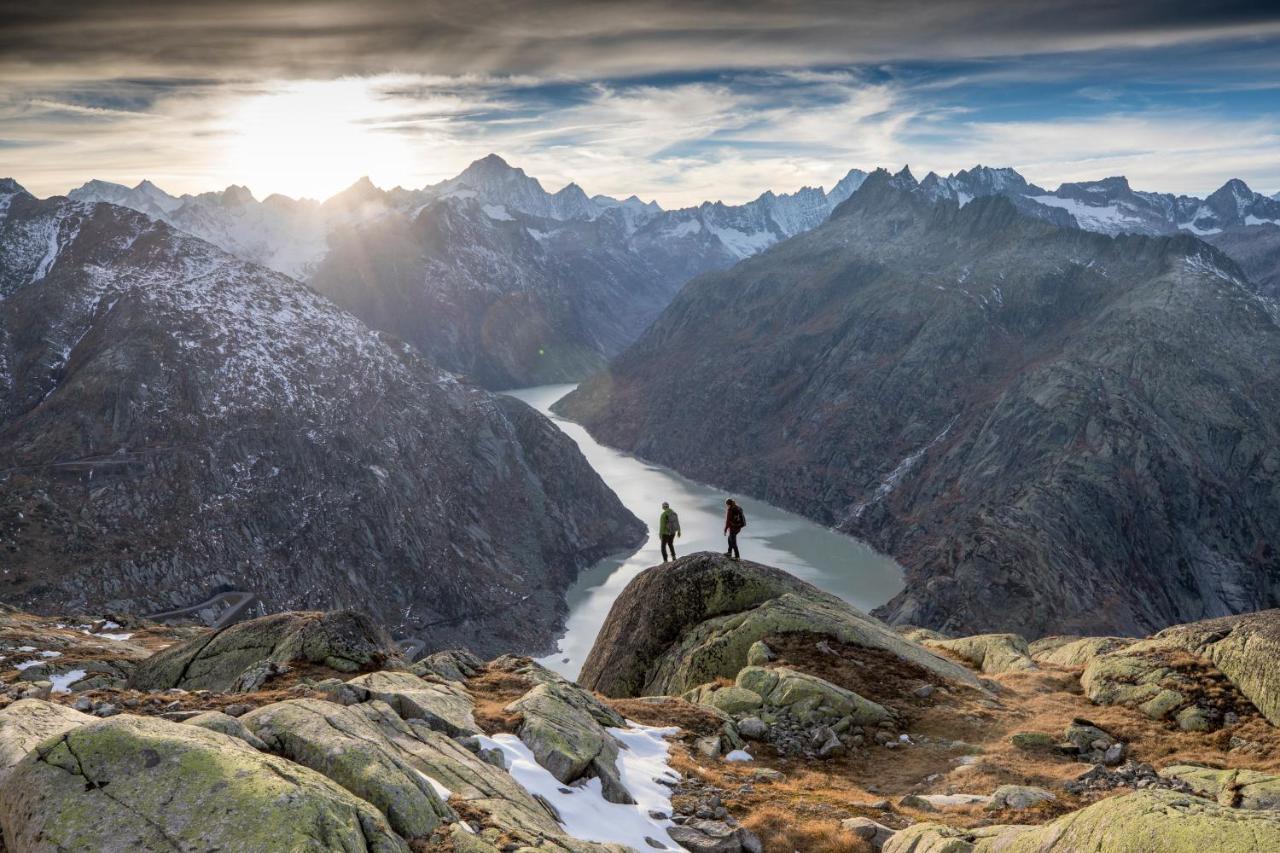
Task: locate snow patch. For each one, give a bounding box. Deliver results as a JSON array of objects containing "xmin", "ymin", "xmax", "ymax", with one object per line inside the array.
[
  {"xmin": 724, "ymin": 750, "xmax": 754, "ymax": 762},
  {"xmin": 482, "ymin": 204, "xmax": 514, "ymax": 221},
  {"xmin": 50, "ymin": 669, "xmax": 88, "ymax": 694},
  {"xmin": 476, "ymin": 723, "xmax": 682, "ymax": 851}
]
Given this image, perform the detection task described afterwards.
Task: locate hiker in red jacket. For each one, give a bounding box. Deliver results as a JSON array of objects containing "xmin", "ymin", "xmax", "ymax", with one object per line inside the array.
[{"xmin": 723, "ymin": 498, "xmax": 746, "ymax": 560}]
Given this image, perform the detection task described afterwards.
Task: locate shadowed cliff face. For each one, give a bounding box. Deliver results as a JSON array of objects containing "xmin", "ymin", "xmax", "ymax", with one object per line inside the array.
[
  {"xmin": 559, "ymin": 170, "xmax": 1280, "ymax": 639},
  {"xmin": 0, "ymin": 185, "xmax": 643, "ymax": 655}
]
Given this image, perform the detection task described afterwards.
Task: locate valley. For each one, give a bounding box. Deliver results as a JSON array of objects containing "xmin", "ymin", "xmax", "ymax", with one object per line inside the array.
[{"xmin": 506, "ymin": 385, "xmax": 904, "ymax": 678}]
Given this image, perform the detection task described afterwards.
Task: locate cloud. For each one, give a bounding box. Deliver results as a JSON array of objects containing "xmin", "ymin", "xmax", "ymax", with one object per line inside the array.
[{"xmin": 3, "ymin": 1, "xmax": 1279, "ymax": 82}]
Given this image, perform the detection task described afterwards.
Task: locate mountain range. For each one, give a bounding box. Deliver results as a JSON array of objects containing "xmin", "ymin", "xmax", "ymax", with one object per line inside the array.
[
  {"xmin": 0, "ymin": 178, "xmax": 642, "ymax": 655},
  {"xmin": 558, "ymin": 167, "xmax": 1280, "ymax": 639},
  {"xmin": 68, "ymin": 156, "xmax": 868, "ymax": 387},
  {"xmin": 65, "ymin": 160, "xmax": 1280, "ymax": 389}
]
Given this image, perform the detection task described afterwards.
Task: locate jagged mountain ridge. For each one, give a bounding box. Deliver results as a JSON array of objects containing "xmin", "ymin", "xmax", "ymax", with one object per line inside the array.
[
  {"xmin": 68, "ymin": 157, "xmax": 867, "ymax": 387},
  {"xmin": 558, "ymin": 168, "xmax": 1280, "ymax": 639},
  {"xmin": 0, "ymin": 180, "xmax": 643, "ymax": 655}
]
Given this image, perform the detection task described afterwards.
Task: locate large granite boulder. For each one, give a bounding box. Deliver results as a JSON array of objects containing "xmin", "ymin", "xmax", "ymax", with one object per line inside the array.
[
  {"xmin": 241, "ymin": 698, "xmax": 455, "ymax": 838},
  {"xmin": 131, "ymin": 610, "xmax": 403, "ymax": 692},
  {"xmin": 345, "ymin": 670, "xmax": 479, "ymax": 735},
  {"xmin": 579, "ymin": 553, "xmax": 980, "ymax": 697},
  {"xmin": 0, "ymin": 714, "xmax": 407, "ymax": 852},
  {"xmin": 883, "ymin": 789, "xmax": 1280, "ymax": 852},
  {"xmin": 1149, "ymin": 610, "xmax": 1280, "ymax": 726},
  {"xmin": 0, "ymin": 699, "xmax": 92, "ymax": 786},
  {"xmin": 924, "ymin": 634, "xmax": 1036, "ymax": 674},
  {"xmin": 1029, "ymin": 635, "xmax": 1136, "ymax": 668}
]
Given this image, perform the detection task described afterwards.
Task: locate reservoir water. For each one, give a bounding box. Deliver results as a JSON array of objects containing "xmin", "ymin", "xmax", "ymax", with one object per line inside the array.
[{"xmin": 506, "ymin": 384, "xmax": 905, "ymax": 679}]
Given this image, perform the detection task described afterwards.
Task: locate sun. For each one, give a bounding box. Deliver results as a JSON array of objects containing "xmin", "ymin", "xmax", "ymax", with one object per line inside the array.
[{"xmin": 222, "ymin": 79, "xmax": 416, "ymax": 200}]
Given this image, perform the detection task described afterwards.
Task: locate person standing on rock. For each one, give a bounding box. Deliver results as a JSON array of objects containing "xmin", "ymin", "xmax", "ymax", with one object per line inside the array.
[
  {"xmin": 658, "ymin": 501, "xmax": 681, "ymax": 562},
  {"xmin": 724, "ymin": 498, "xmax": 746, "ymax": 560}
]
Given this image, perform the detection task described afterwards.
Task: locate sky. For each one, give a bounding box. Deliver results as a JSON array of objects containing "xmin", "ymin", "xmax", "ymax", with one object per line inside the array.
[{"xmin": 2, "ymin": 1, "xmax": 1279, "ymax": 206}]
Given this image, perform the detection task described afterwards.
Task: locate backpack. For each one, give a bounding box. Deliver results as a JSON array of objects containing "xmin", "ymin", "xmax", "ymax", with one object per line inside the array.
[{"xmin": 730, "ymin": 506, "xmax": 746, "ymax": 529}]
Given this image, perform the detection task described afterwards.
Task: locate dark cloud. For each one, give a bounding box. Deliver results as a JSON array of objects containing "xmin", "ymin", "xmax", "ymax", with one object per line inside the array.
[{"xmin": 2, "ymin": 1, "xmax": 1277, "ymax": 82}]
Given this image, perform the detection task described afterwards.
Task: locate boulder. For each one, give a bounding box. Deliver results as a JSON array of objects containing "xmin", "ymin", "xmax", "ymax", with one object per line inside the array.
[
  {"xmin": 352, "ymin": 702, "xmax": 613, "ymax": 852},
  {"xmin": 0, "ymin": 714, "xmax": 407, "ymax": 852},
  {"xmin": 184, "ymin": 710, "xmax": 269, "ymax": 750},
  {"xmin": 413, "ymin": 649, "xmax": 484, "ymax": 682},
  {"xmin": 579, "ymin": 554, "xmax": 980, "ymax": 698},
  {"xmin": 1159, "ymin": 765, "xmax": 1280, "ymax": 810},
  {"xmin": 130, "ymin": 610, "xmax": 403, "ymax": 691},
  {"xmin": 987, "ymin": 785, "xmax": 1055, "ymax": 810},
  {"xmin": 746, "ymin": 641, "xmax": 774, "ymax": 666},
  {"xmin": 242, "ymin": 698, "xmax": 455, "ymax": 838},
  {"xmin": 899, "ymin": 793, "xmax": 992, "ymax": 811},
  {"xmin": 345, "ymin": 670, "xmax": 479, "ymax": 736},
  {"xmin": 705, "ymin": 686, "xmax": 764, "ymax": 716},
  {"xmin": 763, "ymin": 668, "xmax": 889, "ymax": 724},
  {"xmin": 506, "ymin": 680, "xmax": 633, "ymax": 804},
  {"xmin": 1029, "ymin": 636, "xmax": 1137, "ymax": 668},
  {"xmin": 1009, "ymin": 731, "xmax": 1056, "ymax": 751},
  {"xmin": 1150, "ymin": 610, "xmax": 1280, "ymax": 726},
  {"xmin": 0, "ymin": 699, "xmax": 92, "ymax": 786},
  {"xmin": 667, "ymin": 818, "xmax": 761, "ymax": 853},
  {"xmin": 842, "ymin": 816, "xmax": 896, "ymax": 850},
  {"xmin": 924, "ymin": 634, "xmax": 1036, "ymax": 674}
]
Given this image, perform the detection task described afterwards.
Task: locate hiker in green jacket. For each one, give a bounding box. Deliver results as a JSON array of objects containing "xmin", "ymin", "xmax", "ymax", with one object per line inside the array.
[{"xmin": 658, "ymin": 501, "xmax": 681, "ymax": 562}]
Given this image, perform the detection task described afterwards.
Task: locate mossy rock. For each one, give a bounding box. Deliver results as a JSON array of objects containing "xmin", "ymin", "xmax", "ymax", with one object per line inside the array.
[
  {"xmin": 184, "ymin": 710, "xmax": 268, "ymax": 750},
  {"xmin": 507, "ymin": 681, "xmax": 632, "ymax": 805},
  {"xmin": 346, "ymin": 670, "xmax": 479, "ymax": 736},
  {"xmin": 242, "ymin": 698, "xmax": 454, "ymax": 839},
  {"xmin": 764, "ymin": 668, "xmax": 889, "ymax": 724},
  {"xmin": 1159, "ymin": 765, "xmax": 1280, "ymax": 810},
  {"xmin": 580, "ymin": 553, "xmax": 980, "ymax": 698},
  {"xmin": 1151, "ymin": 610, "xmax": 1280, "ymax": 726},
  {"xmin": 131, "ymin": 610, "xmax": 403, "ymax": 692},
  {"xmin": 706, "ymin": 686, "xmax": 764, "ymax": 715},
  {"xmin": 1009, "ymin": 731, "xmax": 1057, "ymax": 751},
  {"xmin": 925, "ymin": 634, "xmax": 1035, "ymax": 674},
  {"xmin": 0, "ymin": 699, "xmax": 92, "ymax": 786},
  {"xmin": 0, "ymin": 713, "xmax": 408, "ymax": 852},
  {"xmin": 885, "ymin": 789, "xmax": 1280, "ymax": 852},
  {"xmin": 1029, "ymin": 636, "xmax": 1137, "ymax": 668}
]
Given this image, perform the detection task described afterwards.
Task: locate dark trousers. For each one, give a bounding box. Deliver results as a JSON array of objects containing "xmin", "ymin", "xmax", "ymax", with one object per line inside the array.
[
  {"xmin": 660, "ymin": 534, "xmax": 677, "ymax": 561},
  {"xmin": 726, "ymin": 531, "xmax": 740, "ymax": 559}
]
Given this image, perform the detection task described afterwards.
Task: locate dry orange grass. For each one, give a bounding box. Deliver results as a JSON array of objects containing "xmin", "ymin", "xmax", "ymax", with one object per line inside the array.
[
  {"xmin": 464, "ymin": 666, "xmax": 533, "ymax": 734},
  {"xmin": 741, "ymin": 804, "xmax": 874, "ymax": 853}
]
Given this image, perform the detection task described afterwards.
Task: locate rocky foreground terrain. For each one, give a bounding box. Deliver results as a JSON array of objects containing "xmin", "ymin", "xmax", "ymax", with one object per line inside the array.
[
  {"xmin": 0, "ymin": 181, "xmax": 643, "ymax": 655},
  {"xmin": 3, "ymin": 553, "xmax": 1280, "ymax": 851},
  {"xmin": 559, "ymin": 167, "xmax": 1280, "ymax": 639}
]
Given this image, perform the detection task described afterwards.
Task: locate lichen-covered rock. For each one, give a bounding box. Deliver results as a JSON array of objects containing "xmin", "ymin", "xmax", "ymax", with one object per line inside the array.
[
  {"xmin": 413, "ymin": 649, "xmax": 485, "ymax": 682},
  {"xmin": 704, "ymin": 685, "xmax": 764, "ymax": 716},
  {"xmin": 0, "ymin": 714, "xmax": 408, "ymax": 852},
  {"xmin": 1029, "ymin": 635, "xmax": 1137, "ymax": 668},
  {"xmin": 925, "ymin": 634, "xmax": 1035, "ymax": 674},
  {"xmin": 242, "ymin": 698, "xmax": 455, "ymax": 838},
  {"xmin": 1009, "ymin": 731, "xmax": 1056, "ymax": 751},
  {"xmin": 352, "ymin": 702, "xmax": 615, "ymax": 852},
  {"xmin": 842, "ymin": 816, "xmax": 897, "ymax": 849},
  {"xmin": 1150, "ymin": 610, "xmax": 1280, "ymax": 726},
  {"xmin": 763, "ymin": 668, "xmax": 889, "ymax": 724},
  {"xmin": 130, "ymin": 610, "xmax": 403, "ymax": 692},
  {"xmin": 184, "ymin": 710, "xmax": 268, "ymax": 750},
  {"xmin": 346, "ymin": 670, "xmax": 479, "ymax": 736},
  {"xmin": 507, "ymin": 680, "xmax": 632, "ymax": 804},
  {"xmin": 892, "ymin": 789, "xmax": 1280, "ymax": 852},
  {"xmin": 1159, "ymin": 765, "xmax": 1280, "ymax": 810},
  {"xmin": 987, "ymin": 785, "xmax": 1055, "ymax": 810},
  {"xmin": 579, "ymin": 554, "xmax": 980, "ymax": 697},
  {"xmin": 0, "ymin": 699, "xmax": 91, "ymax": 786}
]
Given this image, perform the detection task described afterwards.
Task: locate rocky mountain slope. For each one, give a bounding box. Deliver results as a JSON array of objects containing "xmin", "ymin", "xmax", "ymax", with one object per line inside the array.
[
  {"xmin": 4, "ymin": 556, "xmax": 1280, "ymax": 851},
  {"xmin": 68, "ymin": 156, "xmax": 867, "ymax": 387},
  {"xmin": 0, "ymin": 180, "xmax": 643, "ymax": 655},
  {"xmin": 559, "ymin": 169, "xmax": 1280, "ymax": 639}
]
